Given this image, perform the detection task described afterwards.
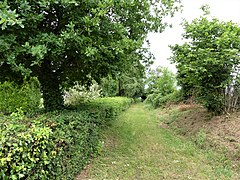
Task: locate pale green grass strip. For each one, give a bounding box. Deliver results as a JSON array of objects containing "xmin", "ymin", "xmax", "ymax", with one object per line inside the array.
[{"xmin": 85, "ymin": 103, "xmax": 236, "ymax": 180}]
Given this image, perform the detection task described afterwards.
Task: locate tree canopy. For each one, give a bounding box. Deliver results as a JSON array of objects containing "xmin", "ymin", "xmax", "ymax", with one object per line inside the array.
[
  {"xmin": 146, "ymin": 66, "xmax": 176, "ymax": 96},
  {"xmin": 170, "ymin": 8, "xmax": 240, "ymax": 113},
  {"xmin": 0, "ymin": 0, "xmax": 181, "ymax": 110}
]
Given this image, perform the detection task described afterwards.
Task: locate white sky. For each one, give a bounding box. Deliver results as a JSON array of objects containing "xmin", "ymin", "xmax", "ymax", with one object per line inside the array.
[{"xmin": 147, "ymin": 0, "xmax": 240, "ymax": 73}]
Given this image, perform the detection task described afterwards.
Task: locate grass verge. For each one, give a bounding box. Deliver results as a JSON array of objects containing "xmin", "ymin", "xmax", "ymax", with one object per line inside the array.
[{"xmin": 77, "ymin": 103, "xmax": 239, "ymax": 179}]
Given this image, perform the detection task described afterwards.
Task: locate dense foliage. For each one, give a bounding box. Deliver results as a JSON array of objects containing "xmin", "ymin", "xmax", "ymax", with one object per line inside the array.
[
  {"xmin": 145, "ymin": 67, "xmax": 181, "ymax": 108},
  {"xmin": 146, "ymin": 67, "xmax": 176, "ymax": 96},
  {"xmin": 0, "ymin": 0, "xmax": 181, "ymax": 110},
  {"xmin": 101, "ymin": 61, "xmax": 146, "ymax": 98},
  {"xmin": 0, "ymin": 97, "xmax": 132, "ymax": 179},
  {"xmin": 100, "ymin": 75, "xmax": 118, "ymax": 97},
  {"xmin": 170, "ymin": 9, "xmax": 240, "ymax": 114},
  {"xmin": 0, "ymin": 78, "xmax": 41, "ymax": 114}
]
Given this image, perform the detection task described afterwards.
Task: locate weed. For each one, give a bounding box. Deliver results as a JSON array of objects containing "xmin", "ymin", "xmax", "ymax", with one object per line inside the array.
[{"xmin": 194, "ymin": 129, "xmax": 207, "ymax": 147}]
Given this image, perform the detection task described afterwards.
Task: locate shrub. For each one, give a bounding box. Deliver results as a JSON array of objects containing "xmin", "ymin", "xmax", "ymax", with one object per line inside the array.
[
  {"xmin": 170, "ymin": 15, "xmax": 240, "ymax": 114},
  {"xmin": 80, "ymin": 97, "xmax": 132, "ymax": 117},
  {"xmin": 144, "ymin": 67, "xmax": 182, "ymax": 108},
  {"xmin": 196, "ymin": 90, "xmax": 224, "ymax": 115},
  {"xmin": 0, "ymin": 114, "xmax": 56, "ymax": 179},
  {"xmin": 145, "ymin": 90, "xmax": 184, "ymax": 108},
  {"xmin": 157, "ymin": 90, "xmax": 184, "ymax": 106},
  {"xmin": 0, "ymin": 97, "xmax": 132, "ymax": 179},
  {"xmin": 64, "ymin": 81, "xmax": 101, "ymax": 106},
  {"xmin": 0, "ymin": 78, "xmax": 41, "ymax": 114}
]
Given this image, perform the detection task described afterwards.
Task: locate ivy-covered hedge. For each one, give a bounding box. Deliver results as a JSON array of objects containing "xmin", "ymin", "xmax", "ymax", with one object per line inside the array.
[{"xmin": 0, "ymin": 97, "xmax": 132, "ymax": 179}]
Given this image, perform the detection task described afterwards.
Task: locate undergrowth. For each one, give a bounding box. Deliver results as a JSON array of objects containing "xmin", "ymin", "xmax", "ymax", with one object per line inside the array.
[{"xmin": 157, "ymin": 104, "xmax": 240, "ymax": 177}]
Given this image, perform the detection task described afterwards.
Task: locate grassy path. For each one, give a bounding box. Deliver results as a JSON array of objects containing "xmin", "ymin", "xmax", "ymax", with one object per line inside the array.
[{"xmin": 77, "ymin": 103, "xmax": 236, "ymax": 179}]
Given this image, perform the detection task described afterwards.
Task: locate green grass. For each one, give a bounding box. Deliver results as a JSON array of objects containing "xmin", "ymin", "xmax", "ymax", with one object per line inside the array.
[{"xmin": 83, "ymin": 103, "xmax": 237, "ymax": 179}]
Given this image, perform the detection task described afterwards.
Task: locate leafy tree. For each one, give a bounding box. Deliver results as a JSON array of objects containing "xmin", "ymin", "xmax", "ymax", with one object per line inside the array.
[
  {"xmin": 170, "ymin": 7, "xmax": 240, "ymax": 113},
  {"xmin": 101, "ymin": 60, "xmax": 146, "ymax": 98},
  {"xmin": 146, "ymin": 66, "xmax": 176, "ymax": 96},
  {"xmin": 145, "ymin": 66, "xmax": 178, "ymax": 107},
  {"xmin": 100, "ymin": 75, "xmax": 118, "ymax": 97},
  {"xmin": 0, "ymin": 0, "xmax": 181, "ymax": 110}
]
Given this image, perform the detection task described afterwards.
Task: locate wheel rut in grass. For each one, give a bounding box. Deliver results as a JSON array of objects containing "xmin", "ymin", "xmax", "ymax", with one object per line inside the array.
[{"xmin": 76, "ymin": 103, "xmax": 238, "ymax": 180}]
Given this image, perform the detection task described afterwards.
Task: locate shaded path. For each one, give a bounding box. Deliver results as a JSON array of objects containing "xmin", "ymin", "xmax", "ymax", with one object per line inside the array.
[{"xmin": 76, "ymin": 103, "xmax": 235, "ymax": 179}]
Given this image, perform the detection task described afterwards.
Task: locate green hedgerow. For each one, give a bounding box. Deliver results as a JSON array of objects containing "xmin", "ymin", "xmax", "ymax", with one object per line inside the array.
[
  {"xmin": 0, "ymin": 97, "xmax": 132, "ymax": 179},
  {"xmin": 0, "ymin": 78, "xmax": 41, "ymax": 114}
]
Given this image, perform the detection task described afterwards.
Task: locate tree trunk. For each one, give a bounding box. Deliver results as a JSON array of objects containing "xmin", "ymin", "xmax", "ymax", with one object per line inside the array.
[
  {"xmin": 118, "ymin": 79, "xmax": 124, "ymax": 96},
  {"xmin": 38, "ymin": 60, "xmax": 64, "ymax": 111}
]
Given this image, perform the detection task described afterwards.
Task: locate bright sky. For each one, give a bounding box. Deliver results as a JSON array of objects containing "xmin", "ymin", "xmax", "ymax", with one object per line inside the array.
[{"xmin": 147, "ymin": 0, "xmax": 240, "ymax": 73}]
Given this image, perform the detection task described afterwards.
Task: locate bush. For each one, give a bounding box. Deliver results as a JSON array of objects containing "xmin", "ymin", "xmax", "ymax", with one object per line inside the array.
[
  {"xmin": 196, "ymin": 90, "xmax": 224, "ymax": 115},
  {"xmin": 145, "ymin": 90, "xmax": 184, "ymax": 108},
  {"xmin": 76, "ymin": 97, "xmax": 133, "ymax": 119},
  {"xmin": 144, "ymin": 66, "xmax": 182, "ymax": 108},
  {"xmin": 64, "ymin": 81, "xmax": 101, "ymax": 106},
  {"xmin": 0, "ymin": 97, "xmax": 132, "ymax": 179},
  {"xmin": 157, "ymin": 90, "xmax": 184, "ymax": 106},
  {"xmin": 0, "ymin": 78, "xmax": 41, "ymax": 114},
  {"xmin": 0, "ymin": 110, "xmax": 56, "ymax": 179},
  {"xmin": 144, "ymin": 93, "xmax": 158, "ymax": 108}
]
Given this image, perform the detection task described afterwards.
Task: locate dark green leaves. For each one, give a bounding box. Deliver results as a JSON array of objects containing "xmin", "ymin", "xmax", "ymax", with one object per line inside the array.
[
  {"xmin": 0, "ymin": 0, "xmax": 181, "ymax": 110},
  {"xmin": 0, "ymin": 1, "xmax": 24, "ymax": 30}
]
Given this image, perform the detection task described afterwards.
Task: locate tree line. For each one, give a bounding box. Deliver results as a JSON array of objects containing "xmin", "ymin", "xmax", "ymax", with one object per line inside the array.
[{"xmin": 0, "ymin": 0, "xmax": 180, "ymax": 111}]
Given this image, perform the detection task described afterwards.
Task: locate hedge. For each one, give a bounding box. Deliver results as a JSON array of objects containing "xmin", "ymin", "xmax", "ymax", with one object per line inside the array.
[
  {"xmin": 0, "ymin": 97, "xmax": 132, "ymax": 179},
  {"xmin": 0, "ymin": 79, "xmax": 41, "ymax": 114},
  {"xmin": 74, "ymin": 97, "xmax": 133, "ymax": 120}
]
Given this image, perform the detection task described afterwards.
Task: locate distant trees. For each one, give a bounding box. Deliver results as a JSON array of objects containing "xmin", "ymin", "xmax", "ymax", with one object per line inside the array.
[
  {"xmin": 101, "ymin": 61, "xmax": 146, "ymax": 98},
  {"xmin": 0, "ymin": 0, "xmax": 181, "ymax": 111},
  {"xmin": 145, "ymin": 66, "xmax": 181, "ymax": 108},
  {"xmin": 146, "ymin": 66, "xmax": 176, "ymax": 96},
  {"xmin": 170, "ymin": 8, "xmax": 240, "ymax": 114}
]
